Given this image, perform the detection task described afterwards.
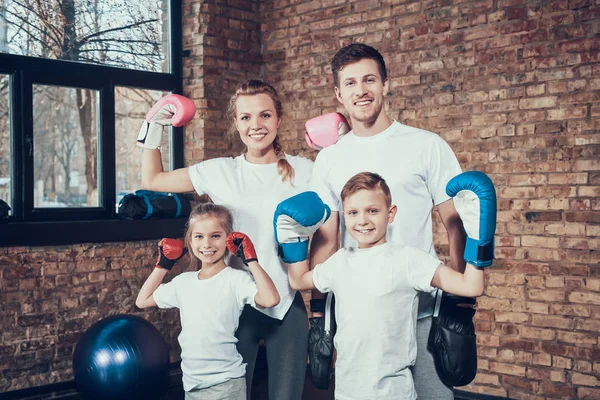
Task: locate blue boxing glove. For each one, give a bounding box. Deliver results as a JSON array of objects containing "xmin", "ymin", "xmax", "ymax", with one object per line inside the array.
[
  {"xmin": 274, "ymin": 191, "xmax": 331, "ymax": 263},
  {"xmin": 446, "ymin": 171, "xmax": 497, "ymax": 268}
]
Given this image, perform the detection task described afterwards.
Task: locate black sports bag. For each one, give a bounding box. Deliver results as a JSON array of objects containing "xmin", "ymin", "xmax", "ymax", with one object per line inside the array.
[
  {"xmin": 308, "ymin": 292, "xmax": 336, "ymax": 390},
  {"xmin": 427, "ymin": 289, "xmax": 477, "ymax": 387},
  {"xmin": 117, "ymin": 190, "xmax": 191, "ymax": 219}
]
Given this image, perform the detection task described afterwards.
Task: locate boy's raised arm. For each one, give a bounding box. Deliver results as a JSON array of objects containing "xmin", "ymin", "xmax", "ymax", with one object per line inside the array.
[
  {"xmin": 287, "ymin": 259, "xmax": 316, "ymax": 291},
  {"xmin": 273, "ymin": 191, "xmax": 331, "ymax": 291},
  {"xmin": 431, "ymin": 263, "xmax": 484, "ymax": 298},
  {"xmin": 308, "ymin": 213, "xmax": 339, "ymax": 309},
  {"xmin": 433, "ymin": 171, "xmax": 497, "ymax": 297}
]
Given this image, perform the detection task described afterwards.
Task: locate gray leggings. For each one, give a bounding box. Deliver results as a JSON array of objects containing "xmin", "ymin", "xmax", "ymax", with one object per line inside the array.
[
  {"xmin": 235, "ymin": 292, "xmax": 308, "ymax": 400},
  {"xmin": 185, "ymin": 377, "xmax": 246, "ymax": 400}
]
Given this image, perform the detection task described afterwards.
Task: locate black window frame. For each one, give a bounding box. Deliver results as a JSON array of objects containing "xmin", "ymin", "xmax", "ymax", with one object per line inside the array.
[{"xmin": 0, "ymin": 1, "xmax": 187, "ymax": 247}]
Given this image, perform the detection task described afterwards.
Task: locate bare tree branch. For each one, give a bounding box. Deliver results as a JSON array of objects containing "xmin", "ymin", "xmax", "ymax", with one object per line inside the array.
[
  {"xmin": 79, "ymin": 18, "xmax": 157, "ymax": 43},
  {"xmin": 4, "ymin": 8, "xmax": 58, "ymax": 49},
  {"xmin": 78, "ymin": 48, "xmax": 158, "ymax": 57},
  {"xmin": 86, "ymin": 38, "xmax": 159, "ymax": 46},
  {"xmin": 10, "ymin": 0, "xmax": 63, "ymax": 45}
]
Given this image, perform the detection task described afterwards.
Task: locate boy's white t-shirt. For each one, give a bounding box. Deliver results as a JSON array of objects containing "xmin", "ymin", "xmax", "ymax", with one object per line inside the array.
[
  {"xmin": 153, "ymin": 267, "xmax": 258, "ymax": 392},
  {"xmin": 312, "ymin": 243, "xmax": 441, "ymax": 400},
  {"xmin": 188, "ymin": 154, "xmax": 313, "ymax": 319},
  {"xmin": 311, "ymin": 121, "xmax": 462, "ymax": 318}
]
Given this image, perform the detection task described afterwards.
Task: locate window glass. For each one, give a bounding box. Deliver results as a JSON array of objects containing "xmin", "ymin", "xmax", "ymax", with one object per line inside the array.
[
  {"xmin": 114, "ymin": 87, "xmax": 170, "ymax": 204},
  {"xmin": 1, "ymin": 0, "xmax": 169, "ymax": 72},
  {"xmin": 0, "ymin": 74, "xmax": 10, "ymax": 213},
  {"xmin": 33, "ymin": 85, "xmax": 99, "ymax": 208}
]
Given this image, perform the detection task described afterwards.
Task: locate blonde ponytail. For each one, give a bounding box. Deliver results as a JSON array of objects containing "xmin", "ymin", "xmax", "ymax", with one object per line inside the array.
[{"xmin": 273, "ymin": 136, "xmax": 295, "ymax": 185}]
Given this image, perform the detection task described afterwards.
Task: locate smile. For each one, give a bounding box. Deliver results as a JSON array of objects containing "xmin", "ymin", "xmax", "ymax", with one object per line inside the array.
[
  {"xmin": 249, "ymin": 133, "xmax": 268, "ymax": 139},
  {"xmin": 199, "ymin": 250, "xmax": 216, "ymax": 256},
  {"xmin": 354, "ymin": 99, "xmax": 372, "ymax": 107},
  {"xmin": 355, "ymin": 228, "xmax": 374, "ymax": 234}
]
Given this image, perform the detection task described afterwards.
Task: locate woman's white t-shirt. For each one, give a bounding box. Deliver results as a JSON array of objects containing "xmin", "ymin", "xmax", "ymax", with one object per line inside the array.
[{"xmin": 188, "ymin": 154, "xmax": 313, "ymax": 319}]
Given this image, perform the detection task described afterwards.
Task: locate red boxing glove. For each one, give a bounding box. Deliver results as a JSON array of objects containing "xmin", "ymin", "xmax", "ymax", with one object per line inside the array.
[
  {"xmin": 226, "ymin": 232, "xmax": 258, "ymax": 265},
  {"xmin": 305, "ymin": 112, "xmax": 350, "ymax": 150},
  {"xmin": 156, "ymin": 238, "xmax": 187, "ymax": 270}
]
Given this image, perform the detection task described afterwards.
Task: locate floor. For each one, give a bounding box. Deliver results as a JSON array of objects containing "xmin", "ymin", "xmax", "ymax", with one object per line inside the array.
[
  {"xmin": 1, "ymin": 347, "xmax": 334, "ymax": 400},
  {"xmin": 2, "ymin": 346, "xmax": 489, "ymax": 400}
]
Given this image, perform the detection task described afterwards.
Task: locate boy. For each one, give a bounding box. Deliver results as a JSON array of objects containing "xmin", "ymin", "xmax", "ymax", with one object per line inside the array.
[{"xmin": 279, "ymin": 171, "xmax": 495, "ymax": 400}]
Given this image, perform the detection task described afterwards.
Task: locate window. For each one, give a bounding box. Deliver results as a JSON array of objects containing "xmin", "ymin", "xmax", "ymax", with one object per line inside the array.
[
  {"xmin": 0, "ymin": 1, "xmax": 186, "ymax": 246},
  {"xmin": 0, "ymin": 74, "xmax": 10, "ymax": 215},
  {"xmin": 33, "ymin": 85, "xmax": 100, "ymax": 208},
  {"xmin": 2, "ymin": 0, "xmax": 168, "ymax": 72}
]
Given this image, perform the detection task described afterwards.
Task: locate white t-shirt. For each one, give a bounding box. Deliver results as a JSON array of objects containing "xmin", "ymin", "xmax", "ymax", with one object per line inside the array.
[
  {"xmin": 153, "ymin": 267, "xmax": 258, "ymax": 392},
  {"xmin": 311, "ymin": 121, "xmax": 462, "ymax": 318},
  {"xmin": 312, "ymin": 243, "xmax": 441, "ymax": 400},
  {"xmin": 188, "ymin": 154, "xmax": 313, "ymax": 319}
]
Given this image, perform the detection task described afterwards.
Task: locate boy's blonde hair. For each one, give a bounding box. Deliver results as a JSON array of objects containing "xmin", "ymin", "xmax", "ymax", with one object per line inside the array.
[
  {"xmin": 341, "ymin": 172, "xmax": 392, "ymax": 207},
  {"xmin": 184, "ymin": 202, "xmax": 234, "ymax": 270}
]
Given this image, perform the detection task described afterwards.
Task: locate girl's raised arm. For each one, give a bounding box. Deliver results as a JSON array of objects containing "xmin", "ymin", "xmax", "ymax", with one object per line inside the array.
[{"xmin": 135, "ymin": 239, "xmax": 186, "ymax": 308}]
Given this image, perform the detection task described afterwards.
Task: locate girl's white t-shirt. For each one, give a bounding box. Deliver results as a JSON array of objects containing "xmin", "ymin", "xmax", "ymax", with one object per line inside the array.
[{"xmin": 153, "ymin": 267, "xmax": 258, "ymax": 391}]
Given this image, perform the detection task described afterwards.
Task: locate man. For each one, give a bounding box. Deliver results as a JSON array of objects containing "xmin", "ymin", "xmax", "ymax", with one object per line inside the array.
[{"xmin": 309, "ymin": 43, "xmax": 466, "ymax": 399}]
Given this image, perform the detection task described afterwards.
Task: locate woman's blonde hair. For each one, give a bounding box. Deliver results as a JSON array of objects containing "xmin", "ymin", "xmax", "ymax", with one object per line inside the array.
[
  {"xmin": 226, "ymin": 79, "xmax": 295, "ymax": 184},
  {"xmin": 184, "ymin": 202, "xmax": 234, "ymax": 270}
]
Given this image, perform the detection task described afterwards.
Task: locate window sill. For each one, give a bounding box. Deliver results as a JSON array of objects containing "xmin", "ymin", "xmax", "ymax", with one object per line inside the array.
[{"xmin": 0, "ymin": 218, "xmax": 188, "ymax": 247}]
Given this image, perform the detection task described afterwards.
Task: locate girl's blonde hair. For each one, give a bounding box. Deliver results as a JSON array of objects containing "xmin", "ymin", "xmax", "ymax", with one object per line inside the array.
[
  {"xmin": 226, "ymin": 79, "xmax": 295, "ymax": 184},
  {"xmin": 184, "ymin": 202, "xmax": 234, "ymax": 270}
]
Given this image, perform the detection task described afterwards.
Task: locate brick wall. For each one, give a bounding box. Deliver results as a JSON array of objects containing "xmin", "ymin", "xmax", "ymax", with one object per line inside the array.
[
  {"xmin": 0, "ymin": 242, "xmax": 183, "ymax": 391},
  {"xmin": 3, "ymin": 0, "xmax": 599, "ymax": 398},
  {"xmin": 260, "ymin": 0, "xmax": 600, "ymax": 399},
  {"xmin": 183, "ymin": 0, "xmax": 262, "ymax": 161}
]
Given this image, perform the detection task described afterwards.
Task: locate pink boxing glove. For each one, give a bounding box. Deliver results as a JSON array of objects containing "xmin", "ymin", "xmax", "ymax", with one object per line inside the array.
[
  {"xmin": 136, "ymin": 94, "xmax": 197, "ymax": 149},
  {"xmin": 305, "ymin": 112, "xmax": 350, "ymax": 150}
]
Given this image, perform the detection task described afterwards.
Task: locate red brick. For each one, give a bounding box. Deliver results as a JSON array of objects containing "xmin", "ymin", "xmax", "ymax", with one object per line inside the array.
[
  {"xmin": 542, "ymin": 342, "xmax": 600, "ymax": 361},
  {"xmin": 503, "ymin": 375, "xmax": 539, "ymax": 392},
  {"xmin": 531, "ymin": 314, "xmax": 572, "ymax": 329},
  {"xmin": 568, "ymin": 291, "xmax": 600, "ymax": 305},
  {"xmin": 557, "ymin": 331, "xmax": 598, "ymax": 345},
  {"xmin": 539, "ymin": 381, "xmax": 576, "ymax": 397},
  {"xmin": 578, "ymin": 387, "xmax": 600, "ymax": 399},
  {"xmin": 532, "ymin": 353, "xmax": 552, "ymax": 366},
  {"xmin": 519, "ymin": 326, "xmax": 555, "ymax": 341},
  {"xmin": 527, "ymin": 288, "xmax": 565, "ymax": 302},
  {"xmin": 551, "ymin": 303, "xmax": 591, "ymax": 317},
  {"xmin": 489, "ymin": 361, "xmax": 527, "ymax": 376},
  {"xmin": 500, "ymin": 338, "xmax": 539, "ymax": 352}
]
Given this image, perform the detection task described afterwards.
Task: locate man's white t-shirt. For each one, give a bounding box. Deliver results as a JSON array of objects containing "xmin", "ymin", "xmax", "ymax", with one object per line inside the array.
[
  {"xmin": 311, "ymin": 121, "xmax": 461, "ymax": 317},
  {"xmin": 312, "ymin": 243, "xmax": 441, "ymax": 400},
  {"xmin": 153, "ymin": 267, "xmax": 258, "ymax": 392},
  {"xmin": 188, "ymin": 154, "xmax": 313, "ymax": 320}
]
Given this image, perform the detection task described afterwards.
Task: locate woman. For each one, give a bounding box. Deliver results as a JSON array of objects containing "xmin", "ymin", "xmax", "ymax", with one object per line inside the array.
[{"xmin": 139, "ymin": 80, "xmax": 312, "ymax": 400}]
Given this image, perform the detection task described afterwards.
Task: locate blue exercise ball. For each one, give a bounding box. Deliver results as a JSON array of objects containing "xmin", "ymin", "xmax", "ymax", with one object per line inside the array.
[{"xmin": 72, "ymin": 314, "xmax": 170, "ymax": 400}]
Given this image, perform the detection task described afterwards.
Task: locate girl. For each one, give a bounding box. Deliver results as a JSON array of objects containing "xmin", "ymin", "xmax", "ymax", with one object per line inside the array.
[
  {"xmin": 139, "ymin": 80, "xmax": 313, "ymax": 399},
  {"xmin": 136, "ymin": 203, "xmax": 279, "ymax": 400}
]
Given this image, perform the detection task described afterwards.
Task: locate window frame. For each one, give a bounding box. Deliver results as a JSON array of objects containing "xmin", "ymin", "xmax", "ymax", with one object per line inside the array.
[{"xmin": 0, "ymin": 1, "xmax": 186, "ymax": 246}]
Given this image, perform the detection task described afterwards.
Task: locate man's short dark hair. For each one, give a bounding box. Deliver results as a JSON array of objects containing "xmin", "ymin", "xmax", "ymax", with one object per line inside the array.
[{"xmin": 330, "ymin": 43, "xmax": 388, "ymax": 87}]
